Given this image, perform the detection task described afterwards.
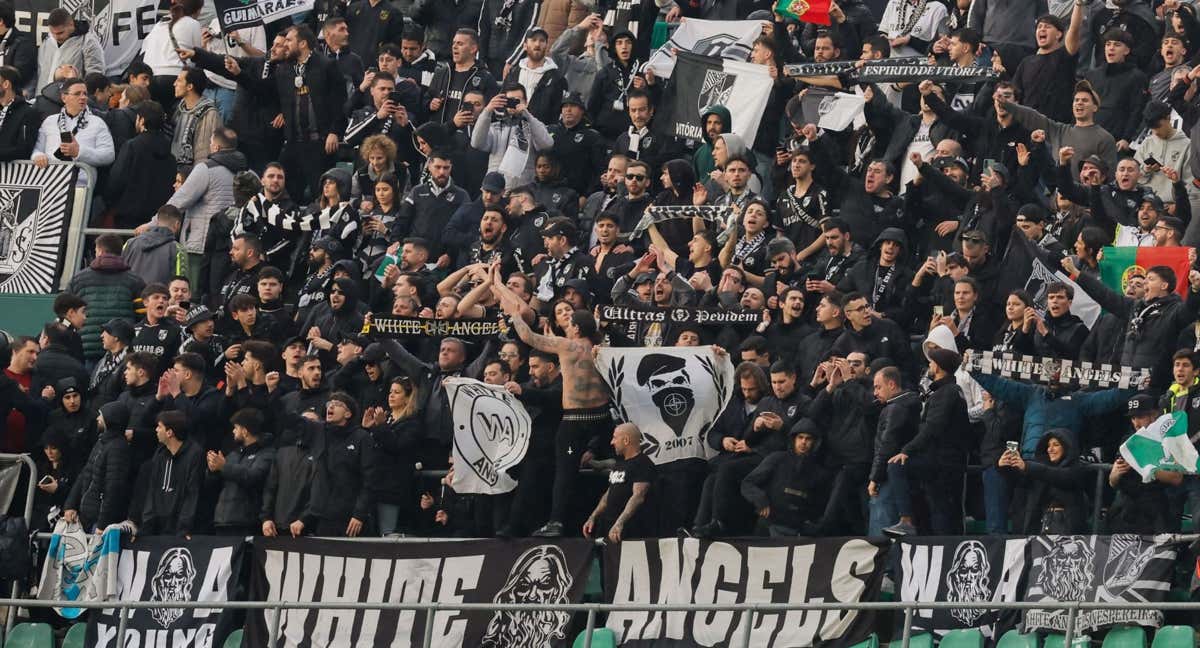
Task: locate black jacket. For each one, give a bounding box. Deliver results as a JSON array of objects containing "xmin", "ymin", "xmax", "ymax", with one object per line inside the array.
[
  {"xmin": 1009, "ymin": 430, "xmax": 1089, "ymax": 534},
  {"xmin": 262, "ymin": 427, "xmax": 317, "ymax": 526},
  {"xmin": 1, "ymin": 27, "xmax": 37, "ymax": 97},
  {"xmin": 870, "ymin": 390, "xmax": 921, "ymax": 483},
  {"xmin": 392, "ymin": 180, "xmax": 470, "ymax": 257},
  {"xmin": 545, "ymin": 121, "xmax": 605, "ymax": 197},
  {"xmin": 830, "ymin": 318, "xmax": 916, "ymax": 380},
  {"xmin": 274, "ymin": 51, "xmax": 349, "ymax": 141},
  {"xmin": 367, "ymin": 413, "xmax": 422, "ymax": 503},
  {"xmin": 303, "ymin": 420, "xmax": 375, "ymax": 528},
  {"xmin": 477, "ymin": 0, "xmax": 540, "ymax": 66},
  {"xmin": 740, "ymin": 445, "xmax": 833, "ymax": 530},
  {"xmin": 64, "ymin": 401, "xmax": 131, "ymax": 531},
  {"xmin": 189, "ymin": 47, "xmax": 281, "ymax": 156},
  {"xmin": 904, "ymin": 376, "xmax": 970, "ymax": 468},
  {"xmin": 212, "ymin": 441, "xmax": 276, "ymax": 529},
  {"xmin": 1083, "ymin": 61, "xmax": 1149, "ymax": 143},
  {"xmin": 587, "ymin": 56, "xmax": 637, "ymax": 139},
  {"xmin": 808, "ymin": 378, "xmax": 875, "ymax": 466},
  {"xmin": 116, "ymin": 381, "xmax": 163, "ymax": 465},
  {"xmin": 1034, "ymin": 311, "xmax": 1089, "ymax": 361},
  {"xmin": 140, "ymin": 440, "xmax": 206, "ymax": 536},
  {"xmin": 30, "ymin": 344, "xmax": 87, "ymax": 401},
  {"xmin": 0, "ymin": 97, "xmax": 38, "ymax": 161},
  {"xmin": 105, "ymin": 130, "xmax": 175, "ymax": 227}
]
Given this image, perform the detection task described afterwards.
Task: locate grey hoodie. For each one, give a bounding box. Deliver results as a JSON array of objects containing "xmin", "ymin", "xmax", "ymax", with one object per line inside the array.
[
  {"xmin": 121, "ymin": 225, "xmax": 187, "ymax": 285},
  {"xmin": 36, "ymin": 20, "xmax": 105, "ymax": 90}
]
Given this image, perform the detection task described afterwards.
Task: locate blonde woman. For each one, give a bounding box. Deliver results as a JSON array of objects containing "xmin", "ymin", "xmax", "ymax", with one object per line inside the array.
[
  {"xmin": 353, "ymin": 133, "xmax": 399, "ymax": 210},
  {"xmin": 361, "ymin": 375, "xmax": 424, "ymax": 536}
]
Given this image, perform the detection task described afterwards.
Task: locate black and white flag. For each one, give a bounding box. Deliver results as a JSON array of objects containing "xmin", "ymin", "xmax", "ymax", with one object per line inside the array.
[
  {"xmin": 446, "ymin": 378, "xmax": 532, "ymax": 494},
  {"xmin": 652, "ymin": 52, "xmax": 773, "ymax": 147},
  {"xmin": 1023, "ymin": 535, "xmax": 1183, "ymax": 634},
  {"xmin": 630, "ymin": 205, "xmax": 733, "ymax": 239},
  {"xmin": 246, "ymin": 538, "xmax": 592, "ymax": 648},
  {"xmin": 798, "ymin": 88, "xmax": 867, "ymax": 132},
  {"xmin": 0, "ymin": 162, "xmax": 77, "ymax": 294},
  {"xmin": 645, "ymin": 18, "xmax": 762, "ymax": 78},
  {"xmin": 596, "ymin": 347, "xmax": 734, "ymax": 464},
  {"xmin": 86, "ymin": 536, "xmax": 244, "ymax": 648},
  {"xmin": 999, "ymin": 232, "xmax": 1100, "ymax": 327},
  {"xmin": 605, "ymin": 538, "xmax": 888, "ymax": 648},
  {"xmin": 896, "ymin": 537, "xmax": 1028, "ymax": 640}
]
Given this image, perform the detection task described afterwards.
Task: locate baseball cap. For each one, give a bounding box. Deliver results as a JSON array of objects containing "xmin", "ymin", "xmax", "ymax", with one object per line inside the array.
[
  {"xmin": 101, "ymin": 319, "xmax": 134, "ymax": 346},
  {"xmin": 1081, "ymin": 154, "xmax": 1109, "ymax": 177},
  {"xmin": 1141, "ymin": 192, "xmax": 1166, "ymax": 213},
  {"xmin": 933, "ymin": 156, "xmax": 970, "ymax": 173},
  {"xmin": 1016, "ymin": 204, "xmax": 1047, "ymax": 223},
  {"xmin": 183, "ymin": 304, "xmax": 215, "ymax": 330},
  {"xmin": 541, "ymin": 216, "xmax": 577, "ymax": 239},
  {"xmin": 1126, "ymin": 393, "xmax": 1158, "ymax": 416},
  {"xmin": 481, "ymin": 172, "xmax": 506, "ymax": 194},
  {"xmin": 526, "ymin": 26, "xmax": 548, "ymax": 39},
  {"xmin": 633, "ymin": 272, "xmax": 655, "ymax": 286},
  {"xmin": 562, "ymin": 91, "xmax": 586, "ymax": 109}
]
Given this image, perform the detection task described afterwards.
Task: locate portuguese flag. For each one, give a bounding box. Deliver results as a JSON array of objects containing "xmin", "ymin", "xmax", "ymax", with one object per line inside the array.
[
  {"xmin": 775, "ymin": 0, "xmax": 831, "ymax": 25},
  {"xmin": 1100, "ymin": 246, "xmax": 1192, "ymax": 296}
]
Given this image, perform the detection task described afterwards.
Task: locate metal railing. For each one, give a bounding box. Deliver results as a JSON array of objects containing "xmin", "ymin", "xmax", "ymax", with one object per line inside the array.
[
  {"xmin": 0, "ymin": 454, "xmax": 36, "ymax": 642},
  {"xmin": 6, "ymin": 597, "xmax": 1200, "ymax": 648}
]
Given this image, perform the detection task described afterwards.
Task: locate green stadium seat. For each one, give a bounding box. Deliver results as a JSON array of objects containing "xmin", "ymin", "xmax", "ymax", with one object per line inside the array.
[
  {"xmin": 572, "ymin": 628, "xmax": 617, "ymax": 648},
  {"xmin": 1103, "ymin": 627, "xmax": 1147, "ymax": 648},
  {"xmin": 3, "ymin": 623, "xmax": 52, "ymax": 648},
  {"xmin": 60, "ymin": 623, "xmax": 86, "ymax": 648},
  {"xmin": 888, "ymin": 633, "xmax": 934, "ymax": 648},
  {"xmin": 997, "ymin": 630, "xmax": 1040, "ymax": 648},
  {"xmin": 1044, "ymin": 634, "xmax": 1091, "ymax": 648},
  {"xmin": 941, "ymin": 629, "xmax": 984, "ymax": 648},
  {"xmin": 222, "ymin": 629, "xmax": 243, "ymax": 648},
  {"xmin": 1153, "ymin": 626, "xmax": 1197, "ymax": 648},
  {"xmin": 848, "ymin": 634, "xmax": 879, "ymax": 648}
]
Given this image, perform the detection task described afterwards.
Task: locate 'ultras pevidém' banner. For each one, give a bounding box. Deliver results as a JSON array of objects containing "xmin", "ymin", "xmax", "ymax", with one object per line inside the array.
[
  {"xmin": 603, "ymin": 537, "xmax": 888, "ymax": 647},
  {"xmin": 244, "ymin": 537, "xmax": 592, "ymax": 647}
]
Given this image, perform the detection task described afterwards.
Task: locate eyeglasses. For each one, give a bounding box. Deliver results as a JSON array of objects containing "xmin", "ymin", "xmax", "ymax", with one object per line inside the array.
[{"xmin": 625, "ymin": 173, "xmax": 646, "ymax": 181}]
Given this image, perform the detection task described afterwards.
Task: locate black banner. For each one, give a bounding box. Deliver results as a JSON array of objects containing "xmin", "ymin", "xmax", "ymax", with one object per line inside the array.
[
  {"xmin": 1023, "ymin": 535, "xmax": 1182, "ymax": 634},
  {"xmin": 245, "ymin": 537, "xmax": 592, "ymax": 647},
  {"xmin": 366, "ymin": 315, "xmax": 503, "ymax": 338},
  {"xmin": 896, "ymin": 537, "xmax": 1027, "ymax": 640},
  {"xmin": 783, "ymin": 59, "xmax": 998, "ymax": 83},
  {"xmin": 214, "ymin": 0, "xmax": 262, "ymax": 31},
  {"xmin": 86, "ymin": 536, "xmax": 244, "ymax": 648},
  {"xmin": 604, "ymin": 537, "xmax": 888, "ymax": 647},
  {"xmin": 600, "ymin": 304, "xmax": 763, "ymax": 327}
]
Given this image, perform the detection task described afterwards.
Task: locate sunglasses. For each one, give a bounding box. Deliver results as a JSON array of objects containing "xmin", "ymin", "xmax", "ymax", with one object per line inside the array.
[{"xmin": 625, "ymin": 173, "xmax": 647, "ymax": 181}]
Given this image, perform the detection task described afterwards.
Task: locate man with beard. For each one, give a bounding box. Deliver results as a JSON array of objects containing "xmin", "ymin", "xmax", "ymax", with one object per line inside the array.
[
  {"xmin": 763, "ymin": 287, "xmax": 813, "ymax": 368},
  {"xmin": 807, "ymin": 352, "xmax": 875, "ymax": 534},
  {"xmin": 838, "ymin": 228, "xmax": 915, "ymax": 327},
  {"xmin": 588, "ymin": 212, "xmax": 636, "ymax": 302},
  {"xmin": 613, "ymin": 89, "xmax": 684, "ymax": 173},
  {"xmin": 498, "ymin": 350, "xmax": 563, "ymax": 537},
  {"xmin": 924, "ymin": 80, "xmax": 1030, "ymax": 182},
  {"xmin": 446, "ymin": 172, "xmax": 506, "ymax": 265},
  {"xmin": 549, "ymin": 93, "xmax": 605, "ymax": 197},
  {"xmin": 344, "ymin": 74, "xmax": 411, "ymax": 149},
  {"xmin": 503, "ymin": 27, "xmax": 566, "ymax": 125},
  {"xmin": 802, "ymin": 124, "xmax": 903, "ymax": 246},
  {"xmin": 691, "ymin": 361, "xmax": 775, "ymax": 537},
  {"xmin": 532, "ymin": 218, "xmax": 591, "ymax": 307},
  {"xmin": 131, "ymin": 284, "xmax": 183, "ymax": 375},
  {"xmin": 529, "ymin": 151, "xmax": 580, "ymax": 220},
  {"xmin": 234, "ymin": 164, "xmax": 302, "ymax": 274},
  {"xmin": 493, "ymin": 268, "xmax": 614, "ymax": 538},
  {"xmin": 217, "ymin": 234, "xmax": 264, "ymax": 328},
  {"xmin": 427, "ymin": 29, "xmax": 499, "ymax": 125},
  {"xmin": 274, "ymin": 26, "xmax": 347, "ymax": 203},
  {"xmin": 294, "ymin": 238, "xmax": 339, "ymax": 325},
  {"xmin": 1058, "ymin": 150, "xmax": 1146, "ymax": 232},
  {"xmin": 583, "ymin": 423, "xmax": 655, "ymax": 543},
  {"xmin": 602, "ymin": 159, "xmax": 653, "ymax": 237},
  {"xmin": 280, "ymin": 355, "xmax": 330, "ymax": 420},
  {"xmin": 610, "ymin": 251, "xmax": 697, "ymax": 346},
  {"xmin": 804, "ymin": 219, "xmax": 861, "ymax": 307},
  {"xmin": 0, "ymin": 65, "xmax": 39, "ymax": 161},
  {"xmin": 581, "ymin": 155, "xmax": 627, "ymax": 248},
  {"xmin": 944, "ymin": 541, "xmax": 993, "ymax": 623},
  {"xmin": 866, "ymin": 365, "xmax": 921, "ymax": 536},
  {"xmin": 479, "ymin": 545, "xmax": 573, "ymax": 647},
  {"xmin": 504, "ymin": 186, "xmax": 549, "ymax": 272},
  {"xmin": 393, "ymin": 151, "xmax": 468, "ymax": 261},
  {"xmin": 831, "ymin": 292, "xmax": 915, "ymax": 381},
  {"xmin": 774, "ymin": 148, "xmax": 829, "ymax": 264},
  {"xmin": 467, "ymin": 208, "xmax": 516, "ymax": 274}
]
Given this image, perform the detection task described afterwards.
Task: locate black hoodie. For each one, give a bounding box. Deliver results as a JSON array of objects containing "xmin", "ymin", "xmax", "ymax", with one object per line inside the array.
[
  {"xmin": 140, "ymin": 439, "xmax": 206, "ymax": 536},
  {"xmin": 740, "ymin": 422, "xmax": 834, "ymax": 531},
  {"xmin": 1010, "ymin": 430, "xmax": 1089, "ymax": 534}
]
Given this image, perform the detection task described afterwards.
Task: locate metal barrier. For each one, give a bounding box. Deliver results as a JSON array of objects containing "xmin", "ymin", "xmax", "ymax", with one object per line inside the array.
[
  {"xmin": 6, "ymin": 597, "xmax": 1200, "ymax": 648},
  {"xmin": 0, "ymin": 454, "xmax": 36, "ymax": 642}
]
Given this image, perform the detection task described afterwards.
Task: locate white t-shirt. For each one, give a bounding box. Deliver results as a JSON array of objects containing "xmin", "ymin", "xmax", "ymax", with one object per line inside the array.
[
  {"xmin": 879, "ymin": 0, "xmax": 947, "ymax": 58},
  {"xmin": 141, "ymin": 16, "xmax": 204, "ymax": 77},
  {"xmin": 203, "ymin": 19, "xmax": 267, "ymax": 91}
]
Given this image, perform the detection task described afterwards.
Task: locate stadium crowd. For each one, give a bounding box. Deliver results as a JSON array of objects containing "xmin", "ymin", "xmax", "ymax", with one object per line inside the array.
[{"xmin": 4, "ymin": 0, "xmax": 1200, "ymax": 544}]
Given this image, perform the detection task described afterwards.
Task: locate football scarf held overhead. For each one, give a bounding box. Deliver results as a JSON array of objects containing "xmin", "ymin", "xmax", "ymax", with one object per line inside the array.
[
  {"xmin": 364, "ymin": 315, "xmax": 504, "ymax": 338},
  {"xmin": 595, "ymin": 347, "xmax": 735, "ymax": 464},
  {"xmin": 652, "ymin": 51, "xmax": 773, "ymax": 147},
  {"xmin": 783, "ymin": 59, "xmax": 998, "ymax": 83},
  {"xmin": 446, "ymin": 378, "xmax": 532, "ymax": 495},
  {"xmin": 630, "ymin": 204, "xmax": 733, "ymax": 239},
  {"xmin": 644, "ymin": 18, "xmax": 762, "ymax": 78},
  {"xmin": 965, "ymin": 351, "xmax": 1151, "ymax": 390},
  {"xmin": 599, "ymin": 304, "xmax": 764, "ymax": 327},
  {"xmin": 1100, "ymin": 246, "xmax": 1193, "ymax": 297}
]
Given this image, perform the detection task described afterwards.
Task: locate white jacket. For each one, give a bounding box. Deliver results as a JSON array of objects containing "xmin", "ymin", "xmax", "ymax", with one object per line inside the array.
[{"xmin": 32, "ymin": 109, "xmax": 115, "ymax": 171}]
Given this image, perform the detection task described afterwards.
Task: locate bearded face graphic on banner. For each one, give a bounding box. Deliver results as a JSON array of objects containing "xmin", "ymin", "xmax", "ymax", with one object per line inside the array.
[
  {"xmin": 480, "ymin": 545, "xmax": 574, "ymax": 648},
  {"xmin": 945, "ymin": 540, "xmax": 992, "ymax": 625},
  {"xmin": 636, "ymin": 354, "xmax": 696, "ymax": 437},
  {"xmin": 149, "ymin": 548, "xmax": 197, "ymax": 628},
  {"xmin": 1037, "ymin": 536, "xmax": 1095, "ymax": 601}
]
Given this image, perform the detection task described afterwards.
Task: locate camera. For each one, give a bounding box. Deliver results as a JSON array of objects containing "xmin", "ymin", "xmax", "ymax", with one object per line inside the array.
[{"xmin": 506, "ymin": 97, "xmax": 519, "ymax": 109}]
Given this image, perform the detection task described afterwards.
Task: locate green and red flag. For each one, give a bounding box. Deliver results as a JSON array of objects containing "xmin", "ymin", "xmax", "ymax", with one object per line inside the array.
[
  {"xmin": 775, "ymin": 0, "xmax": 832, "ymax": 25},
  {"xmin": 1100, "ymin": 246, "xmax": 1193, "ymax": 296}
]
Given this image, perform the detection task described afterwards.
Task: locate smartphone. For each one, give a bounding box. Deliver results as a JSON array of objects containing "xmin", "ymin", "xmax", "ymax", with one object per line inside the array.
[
  {"xmin": 506, "ymin": 97, "xmax": 519, "ymax": 109},
  {"xmin": 60, "ymin": 131, "xmax": 73, "ymax": 144},
  {"xmin": 1145, "ymin": 155, "xmax": 1161, "ymax": 167},
  {"xmin": 178, "ymin": 300, "xmax": 191, "ymax": 311},
  {"xmin": 38, "ymin": 475, "xmax": 52, "ymax": 485},
  {"xmin": 387, "ymin": 90, "xmax": 404, "ymax": 105},
  {"xmin": 983, "ymin": 158, "xmax": 996, "ymax": 173},
  {"xmin": 933, "ymin": 305, "xmax": 944, "ymax": 316},
  {"xmin": 1006, "ymin": 441, "xmax": 1020, "ymax": 454}
]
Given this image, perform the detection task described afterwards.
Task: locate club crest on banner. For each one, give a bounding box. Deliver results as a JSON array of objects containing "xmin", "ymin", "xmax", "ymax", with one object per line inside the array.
[
  {"xmin": 149, "ymin": 547, "xmax": 197, "ymax": 628},
  {"xmin": 0, "ymin": 188, "xmax": 37, "ymax": 275},
  {"xmin": 481, "ymin": 545, "xmax": 575, "ymax": 648},
  {"xmin": 1102, "ymin": 535, "xmax": 1156, "ymax": 597},
  {"xmin": 691, "ymin": 33, "xmax": 742, "ymax": 57},
  {"xmin": 698, "ymin": 68, "xmax": 737, "ymax": 112},
  {"xmin": 447, "ymin": 378, "xmax": 532, "ymax": 494}
]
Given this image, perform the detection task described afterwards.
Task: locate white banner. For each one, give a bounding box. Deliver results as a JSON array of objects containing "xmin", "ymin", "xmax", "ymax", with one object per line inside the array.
[
  {"xmin": 595, "ymin": 347, "xmax": 735, "ymax": 465},
  {"xmin": 644, "ymin": 18, "xmax": 762, "ymax": 79},
  {"xmin": 816, "ymin": 91, "xmax": 866, "ymax": 132},
  {"xmin": 257, "ymin": 0, "xmax": 314, "ymax": 24},
  {"xmin": 446, "ymin": 378, "xmax": 532, "ymax": 495},
  {"xmin": 96, "ymin": 0, "xmax": 158, "ymax": 76}
]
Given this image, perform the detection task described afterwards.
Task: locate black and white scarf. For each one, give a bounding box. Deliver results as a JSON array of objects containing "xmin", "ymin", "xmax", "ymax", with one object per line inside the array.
[
  {"xmin": 89, "ymin": 348, "xmax": 125, "ymax": 392},
  {"xmin": 778, "ymin": 186, "xmax": 822, "ymax": 230},
  {"xmin": 824, "ymin": 254, "xmax": 852, "ymax": 282},
  {"xmin": 872, "ymin": 264, "xmax": 897, "ymax": 307},
  {"xmin": 1128, "ymin": 299, "xmax": 1167, "ymax": 341},
  {"xmin": 57, "ymin": 107, "xmax": 89, "ymax": 137},
  {"xmin": 732, "ymin": 231, "xmax": 767, "ymax": 266}
]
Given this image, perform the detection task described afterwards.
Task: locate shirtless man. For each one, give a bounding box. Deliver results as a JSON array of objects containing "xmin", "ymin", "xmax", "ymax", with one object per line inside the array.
[{"xmin": 493, "ymin": 265, "xmax": 612, "ymax": 538}]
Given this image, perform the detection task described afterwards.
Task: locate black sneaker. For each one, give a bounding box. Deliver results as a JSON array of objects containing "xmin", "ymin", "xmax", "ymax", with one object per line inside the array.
[{"xmin": 532, "ymin": 521, "xmax": 564, "ymax": 537}]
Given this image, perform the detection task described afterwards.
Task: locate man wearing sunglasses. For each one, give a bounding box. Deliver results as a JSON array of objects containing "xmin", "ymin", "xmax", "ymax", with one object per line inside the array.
[{"xmin": 600, "ymin": 159, "xmax": 653, "ymax": 236}]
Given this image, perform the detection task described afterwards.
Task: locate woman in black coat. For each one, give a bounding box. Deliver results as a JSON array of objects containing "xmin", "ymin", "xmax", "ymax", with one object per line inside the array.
[
  {"xmin": 361, "ymin": 375, "xmax": 424, "ymax": 536},
  {"xmin": 63, "ymin": 401, "xmax": 132, "ymax": 532},
  {"xmin": 999, "ymin": 429, "xmax": 1090, "ymax": 534}
]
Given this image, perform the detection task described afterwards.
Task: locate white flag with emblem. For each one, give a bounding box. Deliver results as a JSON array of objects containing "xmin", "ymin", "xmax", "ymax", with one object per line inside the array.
[
  {"xmin": 645, "ymin": 18, "xmax": 763, "ymax": 78},
  {"xmin": 446, "ymin": 378, "xmax": 532, "ymax": 494}
]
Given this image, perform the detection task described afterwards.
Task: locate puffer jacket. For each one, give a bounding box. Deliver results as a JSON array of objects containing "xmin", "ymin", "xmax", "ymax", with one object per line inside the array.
[
  {"xmin": 65, "ymin": 254, "xmax": 146, "ymax": 361},
  {"xmin": 808, "ymin": 377, "xmax": 875, "ymax": 466},
  {"xmin": 64, "ymin": 401, "xmax": 132, "ymax": 531},
  {"xmin": 536, "ymin": 0, "xmax": 591, "ymax": 47},
  {"xmin": 262, "ymin": 426, "xmax": 318, "ymax": 527},
  {"xmin": 105, "ymin": 130, "xmax": 175, "ymax": 228},
  {"xmin": 213, "ymin": 441, "xmax": 276, "ymax": 529},
  {"xmin": 167, "ymin": 149, "xmax": 249, "ymax": 254},
  {"xmin": 903, "ymin": 375, "xmax": 971, "ymax": 468},
  {"xmin": 1009, "ymin": 430, "xmax": 1090, "ymax": 534},
  {"xmin": 121, "ymin": 226, "xmax": 188, "ymax": 286},
  {"xmin": 304, "ymin": 422, "xmax": 375, "ymax": 528}
]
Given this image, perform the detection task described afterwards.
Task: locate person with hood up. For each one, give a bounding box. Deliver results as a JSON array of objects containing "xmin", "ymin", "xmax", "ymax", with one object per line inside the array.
[
  {"xmin": 66, "ymin": 234, "xmax": 146, "ymax": 362},
  {"xmin": 62, "ymin": 400, "xmax": 132, "ymax": 532},
  {"xmin": 35, "ymin": 9, "xmax": 103, "ymax": 91},
  {"xmin": 122, "ymin": 205, "xmax": 188, "ymax": 286},
  {"xmin": 866, "ymin": 365, "xmax": 922, "ymax": 536},
  {"xmin": 838, "ymin": 227, "xmax": 915, "ymax": 328},
  {"xmin": 105, "ymin": 101, "xmax": 175, "ymax": 228},
  {"xmin": 1136, "ymin": 101, "xmax": 1192, "ymax": 200},
  {"xmin": 740, "ymin": 418, "xmax": 833, "ymax": 537},
  {"xmin": 140, "ymin": 410, "xmax": 206, "ymax": 536},
  {"xmin": 693, "ymin": 105, "xmax": 731, "ymax": 180},
  {"xmin": 33, "ymin": 427, "xmax": 77, "ymax": 531},
  {"xmin": 43, "ymin": 377, "xmax": 95, "ymax": 465},
  {"xmin": 302, "ymin": 277, "xmax": 365, "ymax": 358},
  {"xmin": 529, "ymin": 151, "xmax": 580, "ymax": 220},
  {"xmin": 586, "ymin": 29, "xmax": 639, "ymax": 140},
  {"xmin": 998, "ymin": 427, "xmax": 1089, "ymax": 534},
  {"xmin": 166, "ymin": 127, "xmax": 249, "ymax": 272}
]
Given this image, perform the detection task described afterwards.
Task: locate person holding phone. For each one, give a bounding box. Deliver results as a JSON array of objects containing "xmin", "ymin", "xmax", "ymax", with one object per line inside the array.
[{"xmin": 32, "ymin": 76, "xmax": 113, "ymax": 172}]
